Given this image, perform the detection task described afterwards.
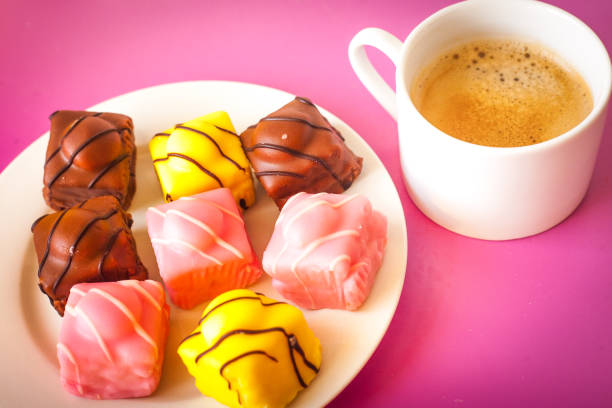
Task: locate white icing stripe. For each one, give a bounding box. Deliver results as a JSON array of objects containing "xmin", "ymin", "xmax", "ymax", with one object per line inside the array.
[
  {"xmin": 283, "ymin": 194, "xmax": 358, "ymax": 235},
  {"xmin": 151, "ymin": 238, "xmax": 223, "ymax": 265},
  {"xmin": 283, "ymin": 191, "xmax": 307, "ymax": 208},
  {"xmin": 57, "ymin": 343, "xmax": 83, "ymax": 395},
  {"xmin": 89, "ymin": 288, "xmax": 159, "ymax": 357},
  {"xmin": 70, "ymin": 287, "xmax": 87, "ymax": 297},
  {"xmin": 291, "ymin": 230, "xmax": 360, "ymax": 275},
  {"xmin": 148, "ymin": 206, "xmax": 167, "ymax": 217},
  {"xmin": 290, "ymin": 230, "xmax": 358, "ymax": 308},
  {"xmin": 272, "ymin": 241, "xmax": 288, "ymax": 276},
  {"xmin": 276, "ymin": 192, "xmax": 306, "ymax": 225},
  {"xmin": 178, "ymin": 196, "xmax": 244, "ymax": 224},
  {"xmin": 118, "ymin": 280, "xmax": 162, "ymax": 312},
  {"xmin": 65, "ymin": 305, "xmax": 113, "ymax": 362},
  {"xmin": 270, "ymin": 241, "xmax": 315, "ymax": 306},
  {"xmin": 275, "ymin": 194, "xmax": 361, "ymax": 308},
  {"xmin": 329, "ymin": 254, "xmax": 351, "ymax": 271},
  {"xmin": 297, "ymin": 272, "xmax": 315, "ymax": 308},
  {"xmin": 166, "ymin": 209, "xmax": 244, "ymax": 259},
  {"xmin": 275, "ymin": 194, "xmax": 358, "ymax": 274}
]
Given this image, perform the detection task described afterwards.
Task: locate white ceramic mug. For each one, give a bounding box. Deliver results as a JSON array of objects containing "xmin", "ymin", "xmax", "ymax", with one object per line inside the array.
[{"xmin": 349, "ymin": 0, "xmax": 611, "ymax": 240}]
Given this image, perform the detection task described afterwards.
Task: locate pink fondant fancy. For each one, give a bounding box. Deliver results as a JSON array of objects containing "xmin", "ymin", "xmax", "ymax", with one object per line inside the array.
[
  {"xmin": 263, "ymin": 192, "xmax": 387, "ymax": 310},
  {"xmin": 146, "ymin": 188, "xmax": 262, "ymax": 309},
  {"xmin": 57, "ymin": 280, "xmax": 169, "ymax": 399}
]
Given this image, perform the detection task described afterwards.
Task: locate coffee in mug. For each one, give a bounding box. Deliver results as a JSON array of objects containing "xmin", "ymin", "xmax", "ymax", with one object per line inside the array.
[
  {"xmin": 410, "ymin": 39, "xmax": 593, "ymax": 147},
  {"xmin": 349, "ymin": 0, "xmax": 611, "ymax": 239}
]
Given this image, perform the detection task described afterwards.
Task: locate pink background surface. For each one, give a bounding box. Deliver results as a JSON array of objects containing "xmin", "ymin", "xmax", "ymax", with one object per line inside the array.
[{"xmin": 2, "ymin": 1, "xmax": 611, "ymax": 407}]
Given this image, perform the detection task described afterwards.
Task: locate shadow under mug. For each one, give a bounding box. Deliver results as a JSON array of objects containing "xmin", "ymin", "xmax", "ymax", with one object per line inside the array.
[{"xmin": 349, "ymin": 0, "xmax": 612, "ymax": 240}]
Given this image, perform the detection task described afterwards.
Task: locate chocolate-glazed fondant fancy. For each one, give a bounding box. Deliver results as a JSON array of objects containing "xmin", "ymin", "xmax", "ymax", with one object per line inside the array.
[
  {"xmin": 177, "ymin": 289, "xmax": 321, "ymax": 408},
  {"xmin": 43, "ymin": 110, "xmax": 136, "ymax": 210},
  {"xmin": 31, "ymin": 195, "xmax": 148, "ymax": 316},
  {"xmin": 149, "ymin": 111, "xmax": 255, "ymax": 209},
  {"xmin": 240, "ymin": 97, "xmax": 363, "ymax": 208}
]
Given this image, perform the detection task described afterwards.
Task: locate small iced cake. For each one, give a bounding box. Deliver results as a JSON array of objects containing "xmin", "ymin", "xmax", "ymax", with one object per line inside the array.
[
  {"xmin": 146, "ymin": 188, "xmax": 262, "ymax": 309},
  {"xmin": 44, "ymin": 110, "xmax": 136, "ymax": 210},
  {"xmin": 262, "ymin": 192, "xmax": 387, "ymax": 310},
  {"xmin": 32, "ymin": 195, "xmax": 148, "ymax": 316},
  {"xmin": 57, "ymin": 280, "xmax": 169, "ymax": 399},
  {"xmin": 240, "ymin": 97, "xmax": 363, "ymax": 208},
  {"xmin": 149, "ymin": 111, "xmax": 255, "ymax": 209},
  {"xmin": 178, "ymin": 289, "xmax": 321, "ymax": 408}
]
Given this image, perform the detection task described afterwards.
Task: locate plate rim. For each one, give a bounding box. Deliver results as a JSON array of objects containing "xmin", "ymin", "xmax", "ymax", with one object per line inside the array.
[{"xmin": 0, "ymin": 79, "xmax": 408, "ymax": 407}]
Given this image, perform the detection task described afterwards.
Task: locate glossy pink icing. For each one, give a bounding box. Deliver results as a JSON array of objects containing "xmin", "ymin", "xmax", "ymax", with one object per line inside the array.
[
  {"xmin": 146, "ymin": 188, "xmax": 262, "ymax": 309},
  {"xmin": 57, "ymin": 279, "xmax": 169, "ymax": 399},
  {"xmin": 262, "ymin": 192, "xmax": 387, "ymax": 310}
]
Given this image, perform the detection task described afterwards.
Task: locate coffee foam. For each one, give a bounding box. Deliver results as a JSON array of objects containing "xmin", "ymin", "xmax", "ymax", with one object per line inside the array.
[{"xmin": 410, "ymin": 39, "xmax": 593, "ymax": 147}]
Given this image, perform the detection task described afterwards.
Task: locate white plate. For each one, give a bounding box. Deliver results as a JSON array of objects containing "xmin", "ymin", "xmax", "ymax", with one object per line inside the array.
[{"xmin": 0, "ymin": 81, "xmax": 407, "ymax": 407}]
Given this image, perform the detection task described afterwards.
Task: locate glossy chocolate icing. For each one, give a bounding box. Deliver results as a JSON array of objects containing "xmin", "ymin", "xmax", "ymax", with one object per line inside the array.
[
  {"xmin": 43, "ymin": 110, "xmax": 137, "ymax": 210},
  {"xmin": 32, "ymin": 195, "xmax": 148, "ymax": 316},
  {"xmin": 240, "ymin": 97, "xmax": 363, "ymax": 208}
]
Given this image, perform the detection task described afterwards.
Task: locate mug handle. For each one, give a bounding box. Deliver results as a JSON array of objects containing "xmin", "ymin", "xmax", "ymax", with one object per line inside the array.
[{"xmin": 348, "ymin": 28, "xmax": 403, "ymax": 120}]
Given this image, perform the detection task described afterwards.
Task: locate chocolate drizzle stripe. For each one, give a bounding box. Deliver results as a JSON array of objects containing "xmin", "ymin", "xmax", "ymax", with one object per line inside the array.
[
  {"xmin": 97, "ymin": 229, "xmax": 123, "ymax": 279},
  {"xmin": 198, "ymin": 296, "xmax": 286, "ymax": 325},
  {"xmin": 37, "ymin": 209, "xmax": 69, "ymax": 278},
  {"xmin": 47, "ymin": 127, "xmax": 130, "ymax": 188},
  {"xmin": 214, "ymin": 125, "xmax": 239, "ymax": 138},
  {"xmin": 45, "ymin": 115, "xmax": 88, "ymax": 165},
  {"xmin": 52, "ymin": 209, "xmax": 118, "ymax": 292},
  {"xmin": 329, "ymin": 124, "xmax": 345, "ymax": 141},
  {"xmin": 295, "ymin": 97, "xmax": 315, "ymax": 107},
  {"xmin": 179, "ymin": 331, "xmax": 201, "ymax": 346},
  {"xmin": 45, "ymin": 112, "xmax": 105, "ymax": 164},
  {"xmin": 31, "ymin": 214, "xmax": 48, "ymax": 232},
  {"xmin": 220, "ymin": 350, "xmax": 278, "ymax": 399},
  {"xmin": 194, "ymin": 327, "xmax": 319, "ymax": 388},
  {"xmin": 153, "ymin": 153, "xmax": 223, "ymax": 187},
  {"xmin": 175, "ymin": 125, "xmax": 245, "ymax": 171},
  {"xmin": 88, "ymin": 153, "xmax": 129, "ymax": 188},
  {"xmin": 289, "ymin": 334, "xmax": 319, "ymax": 374},
  {"xmin": 255, "ymin": 170, "xmax": 306, "ymax": 179},
  {"xmin": 153, "ymin": 132, "xmax": 170, "ymax": 137},
  {"xmin": 245, "ymin": 143, "xmax": 349, "ymax": 189},
  {"xmin": 259, "ymin": 116, "xmax": 332, "ymax": 132},
  {"xmin": 294, "ymin": 96, "xmax": 346, "ymax": 140}
]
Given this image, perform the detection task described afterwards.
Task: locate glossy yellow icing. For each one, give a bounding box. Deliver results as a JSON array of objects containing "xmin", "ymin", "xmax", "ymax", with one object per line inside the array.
[
  {"xmin": 149, "ymin": 111, "xmax": 255, "ymax": 208},
  {"xmin": 177, "ymin": 289, "xmax": 321, "ymax": 408}
]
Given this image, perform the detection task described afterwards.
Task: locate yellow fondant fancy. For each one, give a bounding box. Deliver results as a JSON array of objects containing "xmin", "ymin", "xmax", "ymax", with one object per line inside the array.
[
  {"xmin": 149, "ymin": 112, "xmax": 256, "ymax": 208},
  {"xmin": 177, "ymin": 289, "xmax": 321, "ymax": 408}
]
